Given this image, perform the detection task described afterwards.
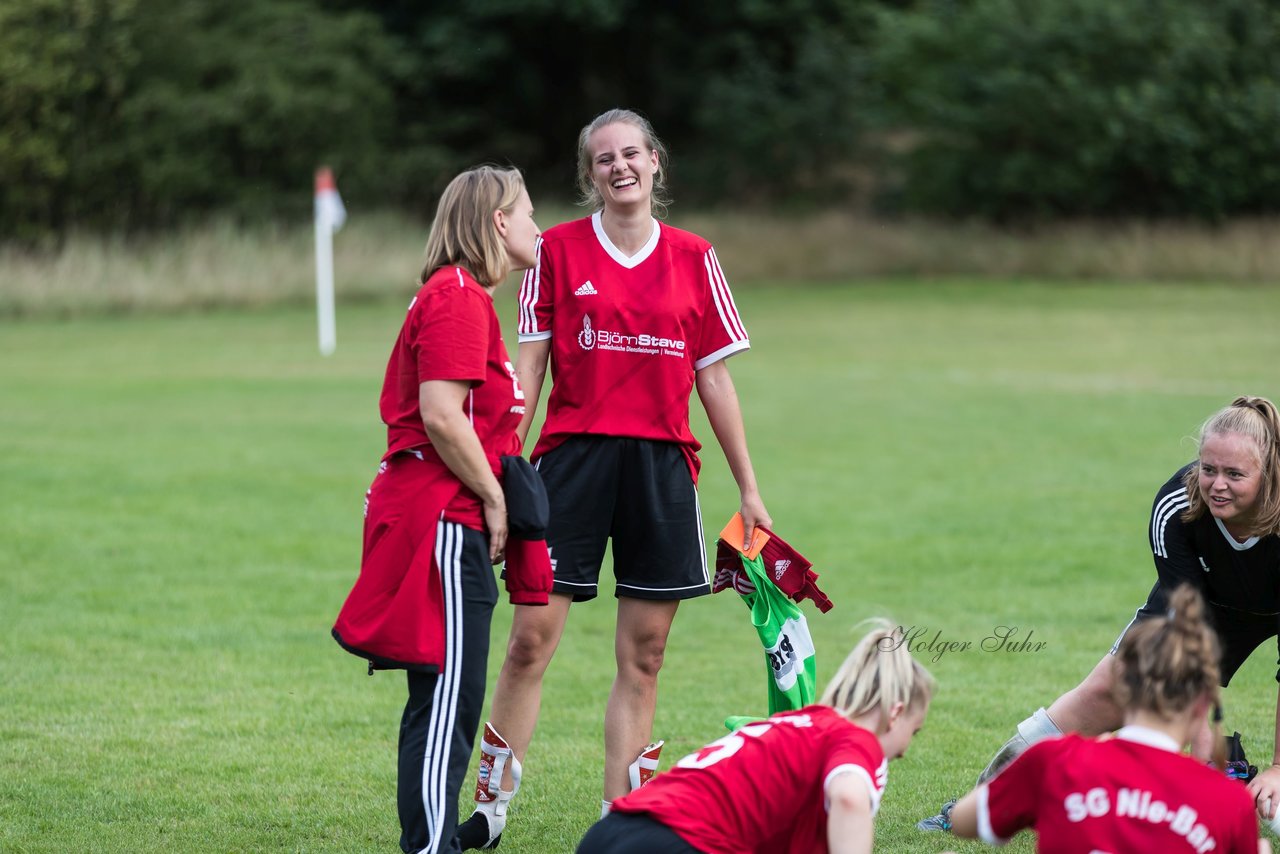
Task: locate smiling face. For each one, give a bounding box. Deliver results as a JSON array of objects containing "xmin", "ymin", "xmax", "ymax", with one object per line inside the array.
[
  {"xmin": 1198, "ymin": 431, "xmax": 1264, "ymax": 536},
  {"xmin": 587, "ymin": 122, "xmax": 659, "ymax": 214}
]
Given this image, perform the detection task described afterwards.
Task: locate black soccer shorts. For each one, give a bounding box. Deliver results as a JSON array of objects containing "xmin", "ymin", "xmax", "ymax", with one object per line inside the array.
[
  {"xmin": 534, "ymin": 435, "xmax": 709, "ymax": 602},
  {"xmin": 1113, "ymin": 581, "xmax": 1280, "ymax": 686}
]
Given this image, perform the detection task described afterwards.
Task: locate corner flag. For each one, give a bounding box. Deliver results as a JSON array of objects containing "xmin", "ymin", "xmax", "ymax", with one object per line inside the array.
[{"xmin": 314, "ymin": 167, "xmax": 346, "ymax": 356}]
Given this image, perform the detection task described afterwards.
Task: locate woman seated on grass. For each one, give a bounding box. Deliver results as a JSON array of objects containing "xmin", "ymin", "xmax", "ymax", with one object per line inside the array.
[
  {"xmin": 575, "ymin": 621, "xmax": 933, "ymax": 854},
  {"xmin": 948, "ymin": 584, "xmax": 1269, "ymax": 854}
]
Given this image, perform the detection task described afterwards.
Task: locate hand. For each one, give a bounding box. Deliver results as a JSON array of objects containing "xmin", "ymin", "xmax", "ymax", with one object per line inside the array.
[
  {"xmin": 1248, "ymin": 764, "xmax": 1280, "ymax": 820},
  {"xmin": 740, "ymin": 493, "xmax": 772, "ymax": 552},
  {"xmin": 483, "ymin": 498, "xmax": 508, "ymax": 564}
]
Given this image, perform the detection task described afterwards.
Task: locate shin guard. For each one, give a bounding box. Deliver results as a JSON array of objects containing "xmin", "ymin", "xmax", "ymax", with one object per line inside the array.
[{"xmin": 627, "ymin": 740, "xmax": 664, "ymax": 791}]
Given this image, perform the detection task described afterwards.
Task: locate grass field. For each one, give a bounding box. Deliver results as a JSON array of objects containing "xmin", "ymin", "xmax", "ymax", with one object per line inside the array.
[{"xmin": 4, "ymin": 278, "xmax": 1280, "ymax": 852}]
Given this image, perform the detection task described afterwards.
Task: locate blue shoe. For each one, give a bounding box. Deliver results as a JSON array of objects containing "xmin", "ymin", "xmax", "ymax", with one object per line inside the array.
[{"xmin": 917, "ymin": 799, "xmax": 956, "ymax": 832}]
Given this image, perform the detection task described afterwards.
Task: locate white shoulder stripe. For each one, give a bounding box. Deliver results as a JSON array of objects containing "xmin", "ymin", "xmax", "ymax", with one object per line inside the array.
[
  {"xmin": 825, "ymin": 764, "xmax": 883, "ymax": 817},
  {"xmin": 1151, "ymin": 487, "xmax": 1189, "ymax": 559},
  {"xmin": 704, "ymin": 247, "xmax": 747, "ymax": 341},
  {"xmin": 517, "ymin": 237, "xmax": 543, "ymax": 335},
  {"xmin": 976, "ymin": 784, "xmax": 1009, "ymax": 846}
]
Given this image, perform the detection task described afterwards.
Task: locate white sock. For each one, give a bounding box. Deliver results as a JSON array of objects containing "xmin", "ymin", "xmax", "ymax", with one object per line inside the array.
[{"xmin": 601, "ymin": 799, "xmax": 612, "ymax": 818}]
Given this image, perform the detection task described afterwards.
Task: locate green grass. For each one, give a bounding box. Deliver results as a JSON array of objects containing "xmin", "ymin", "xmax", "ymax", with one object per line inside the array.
[{"xmin": 3, "ymin": 279, "xmax": 1280, "ymax": 852}]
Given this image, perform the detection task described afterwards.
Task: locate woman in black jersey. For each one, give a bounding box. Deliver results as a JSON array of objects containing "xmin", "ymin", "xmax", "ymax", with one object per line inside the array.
[{"xmin": 920, "ymin": 395, "xmax": 1280, "ymax": 832}]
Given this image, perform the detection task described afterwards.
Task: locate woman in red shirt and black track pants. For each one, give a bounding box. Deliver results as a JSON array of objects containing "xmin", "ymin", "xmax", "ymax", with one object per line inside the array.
[{"xmin": 333, "ymin": 165, "xmax": 545, "ymax": 854}]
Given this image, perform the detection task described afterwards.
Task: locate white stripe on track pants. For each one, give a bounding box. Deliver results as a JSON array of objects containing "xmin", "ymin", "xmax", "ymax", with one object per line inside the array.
[{"xmin": 397, "ymin": 522, "xmax": 497, "ymax": 854}]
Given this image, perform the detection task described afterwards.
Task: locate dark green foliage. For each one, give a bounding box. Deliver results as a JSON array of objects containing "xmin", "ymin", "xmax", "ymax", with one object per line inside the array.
[
  {"xmin": 117, "ymin": 0, "xmax": 398, "ymax": 223},
  {"xmin": 873, "ymin": 0, "xmax": 1280, "ymax": 220},
  {"xmin": 0, "ymin": 0, "xmax": 399, "ymax": 237},
  {"xmin": 5, "ymin": 0, "xmax": 1280, "ymax": 236},
  {"xmin": 0, "ymin": 0, "xmax": 139, "ymax": 239}
]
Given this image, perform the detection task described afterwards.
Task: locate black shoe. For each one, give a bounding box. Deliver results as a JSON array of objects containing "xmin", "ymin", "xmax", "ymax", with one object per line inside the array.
[
  {"xmin": 457, "ymin": 811, "xmax": 502, "ymax": 850},
  {"xmin": 916, "ymin": 799, "xmax": 956, "ymax": 832},
  {"xmin": 1225, "ymin": 731, "xmax": 1258, "ymax": 782}
]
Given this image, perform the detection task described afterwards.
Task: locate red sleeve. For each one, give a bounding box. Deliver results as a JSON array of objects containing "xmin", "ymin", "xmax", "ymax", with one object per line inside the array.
[
  {"xmin": 982, "ymin": 738, "xmax": 1051, "ymax": 842},
  {"xmin": 415, "ymin": 280, "xmax": 489, "ymax": 382},
  {"xmin": 1230, "ymin": 788, "xmax": 1261, "ymax": 854},
  {"xmin": 823, "ymin": 727, "xmax": 886, "ymax": 815},
  {"xmin": 693, "ymin": 246, "xmax": 749, "ymax": 370},
  {"xmin": 517, "ymin": 237, "xmax": 552, "ymax": 340}
]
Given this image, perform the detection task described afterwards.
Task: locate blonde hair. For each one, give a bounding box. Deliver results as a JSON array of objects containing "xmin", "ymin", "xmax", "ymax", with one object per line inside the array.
[
  {"xmin": 1181, "ymin": 395, "xmax": 1280, "ymax": 537},
  {"xmin": 1112, "ymin": 584, "xmax": 1225, "ymax": 768},
  {"xmin": 575, "ymin": 108, "xmax": 671, "ymax": 219},
  {"xmin": 820, "ymin": 620, "xmax": 934, "ymax": 721},
  {"xmin": 420, "ymin": 166, "xmax": 526, "ymax": 288}
]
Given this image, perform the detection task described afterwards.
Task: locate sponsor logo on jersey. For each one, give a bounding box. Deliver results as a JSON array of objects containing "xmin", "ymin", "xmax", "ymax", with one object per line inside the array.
[
  {"xmin": 577, "ymin": 315, "xmax": 596, "ymax": 349},
  {"xmin": 773, "ymin": 559, "xmax": 791, "ymax": 580},
  {"xmin": 577, "ymin": 314, "xmax": 687, "ymax": 357},
  {"xmin": 574, "ymin": 280, "xmax": 598, "ymax": 296}
]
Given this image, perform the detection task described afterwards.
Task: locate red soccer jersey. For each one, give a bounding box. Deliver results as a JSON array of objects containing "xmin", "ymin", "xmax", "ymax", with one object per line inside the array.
[
  {"xmin": 980, "ymin": 727, "xmax": 1259, "ymax": 854},
  {"xmin": 379, "ymin": 265, "xmax": 524, "ymax": 526},
  {"xmin": 516, "ymin": 212, "xmax": 749, "ymax": 479},
  {"xmin": 611, "ymin": 706, "xmax": 887, "ymax": 854}
]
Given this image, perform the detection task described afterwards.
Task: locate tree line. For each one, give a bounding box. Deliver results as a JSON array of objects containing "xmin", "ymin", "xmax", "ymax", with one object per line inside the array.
[{"xmin": 3, "ymin": 0, "xmax": 1279, "ymax": 240}]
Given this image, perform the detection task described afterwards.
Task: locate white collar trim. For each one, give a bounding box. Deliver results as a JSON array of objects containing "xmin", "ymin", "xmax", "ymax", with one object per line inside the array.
[
  {"xmin": 1116, "ymin": 725, "xmax": 1180, "ymax": 753},
  {"xmin": 591, "ymin": 210, "xmax": 659, "ymax": 269},
  {"xmin": 1215, "ymin": 516, "xmax": 1260, "ymax": 550}
]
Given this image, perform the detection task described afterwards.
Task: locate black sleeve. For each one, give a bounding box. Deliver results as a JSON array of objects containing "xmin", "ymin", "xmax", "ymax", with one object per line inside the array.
[{"xmin": 1147, "ymin": 472, "xmax": 1206, "ymax": 602}]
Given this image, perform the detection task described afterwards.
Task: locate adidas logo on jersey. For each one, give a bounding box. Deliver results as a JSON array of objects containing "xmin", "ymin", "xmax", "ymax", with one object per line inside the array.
[
  {"xmin": 574, "ymin": 281, "xmax": 598, "ymax": 296},
  {"xmin": 774, "ymin": 559, "xmax": 791, "ymax": 580}
]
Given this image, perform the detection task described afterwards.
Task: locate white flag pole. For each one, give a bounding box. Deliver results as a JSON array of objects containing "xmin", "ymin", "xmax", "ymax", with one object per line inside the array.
[{"xmin": 314, "ymin": 166, "xmax": 345, "ymax": 356}]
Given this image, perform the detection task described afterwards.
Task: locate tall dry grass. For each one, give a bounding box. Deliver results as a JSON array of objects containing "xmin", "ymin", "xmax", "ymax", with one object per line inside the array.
[
  {"xmin": 0, "ymin": 211, "xmax": 432, "ymax": 317},
  {"xmin": 684, "ymin": 212, "xmax": 1280, "ymax": 283},
  {"xmin": 2, "ymin": 209, "xmax": 1277, "ymax": 317}
]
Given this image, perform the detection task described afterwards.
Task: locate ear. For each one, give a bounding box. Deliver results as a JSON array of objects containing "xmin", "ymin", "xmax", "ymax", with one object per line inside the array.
[
  {"xmin": 493, "ymin": 208, "xmax": 508, "ymax": 237},
  {"xmin": 885, "ymin": 701, "xmax": 907, "ymax": 731}
]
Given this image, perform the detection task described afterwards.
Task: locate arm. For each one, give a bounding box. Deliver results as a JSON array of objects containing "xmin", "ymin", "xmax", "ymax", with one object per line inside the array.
[
  {"xmin": 695, "ymin": 359, "xmax": 771, "ymax": 550},
  {"xmin": 1247, "ymin": 687, "xmax": 1280, "ymax": 819},
  {"xmin": 948, "ymin": 788, "xmax": 981, "ymax": 839},
  {"xmin": 825, "ymin": 773, "xmax": 874, "ymax": 854},
  {"xmin": 514, "ymin": 338, "xmax": 551, "ymax": 448},
  {"xmin": 951, "ymin": 746, "xmax": 1041, "ymax": 847},
  {"xmin": 420, "ymin": 380, "xmax": 507, "ymax": 562}
]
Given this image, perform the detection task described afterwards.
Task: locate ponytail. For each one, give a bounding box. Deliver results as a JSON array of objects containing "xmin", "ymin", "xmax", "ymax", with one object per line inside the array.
[
  {"xmin": 821, "ymin": 621, "xmax": 934, "ymax": 721},
  {"xmin": 1182, "ymin": 395, "xmax": 1280, "ymax": 537},
  {"xmin": 1112, "ymin": 585, "xmax": 1224, "ymax": 768}
]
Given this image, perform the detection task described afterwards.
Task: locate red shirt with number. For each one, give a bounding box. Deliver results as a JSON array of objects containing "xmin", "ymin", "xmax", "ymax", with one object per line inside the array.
[
  {"xmin": 380, "ymin": 265, "xmax": 524, "ymax": 527},
  {"xmin": 978, "ymin": 726, "xmax": 1258, "ymax": 853},
  {"xmin": 610, "ymin": 705, "xmax": 887, "ymax": 854},
  {"xmin": 516, "ymin": 211, "xmax": 749, "ymax": 480}
]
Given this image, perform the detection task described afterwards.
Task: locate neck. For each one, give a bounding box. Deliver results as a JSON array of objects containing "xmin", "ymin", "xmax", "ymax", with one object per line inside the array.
[
  {"xmin": 1124, "ymin": 709, "xmax": 1195, "ymax": 748},
  {"xmin": 600, "ymin": 207, "xmax": 655, "ymax": 256},
  {"xmin": 1224, "ymin": 519, "xmax": 1255, "ymax": 541}
]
